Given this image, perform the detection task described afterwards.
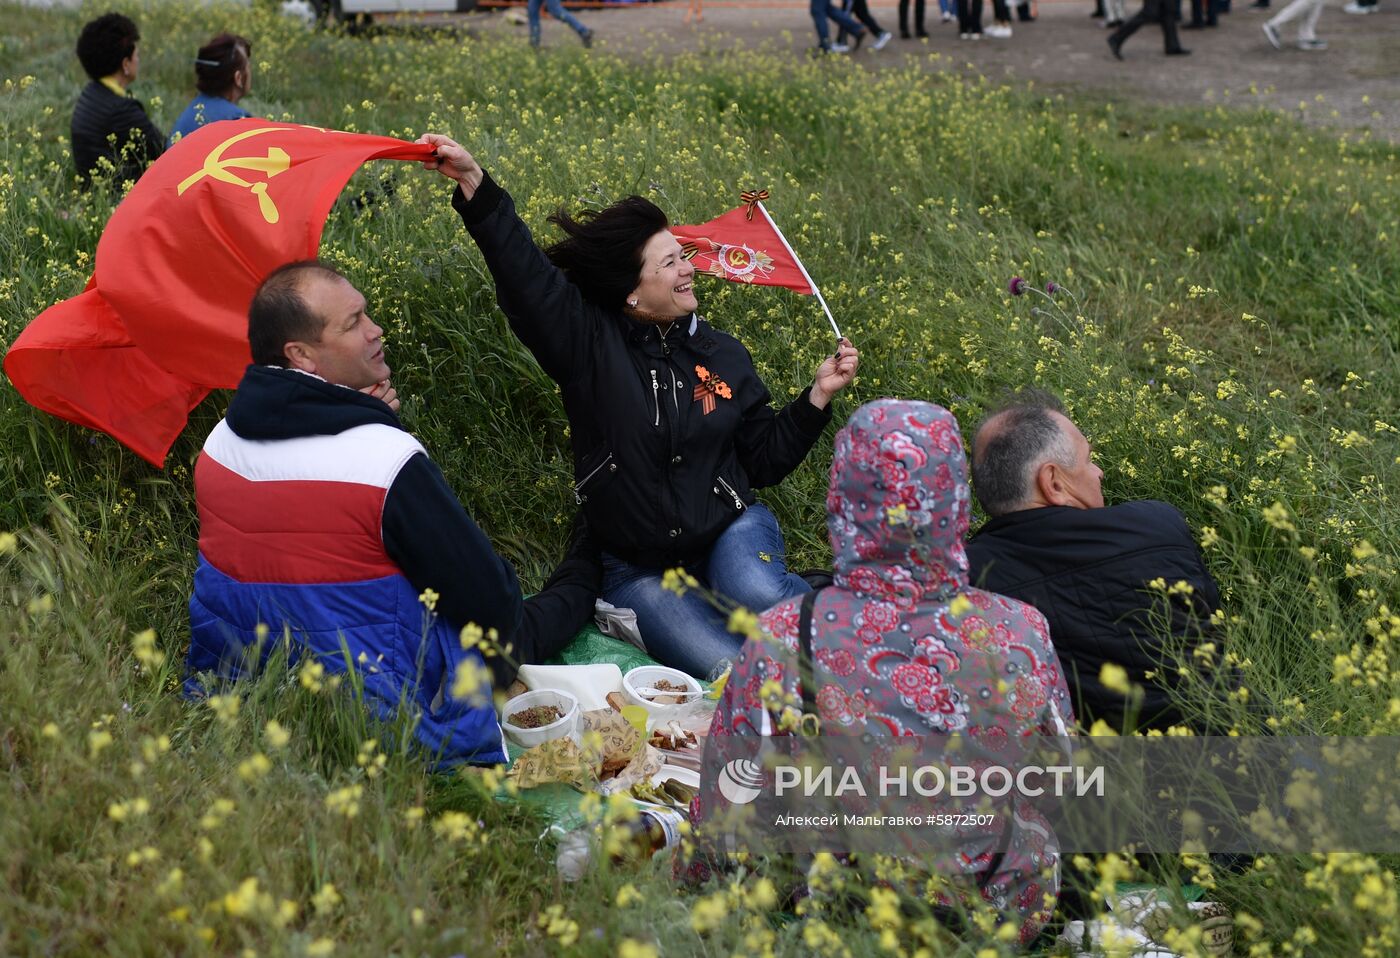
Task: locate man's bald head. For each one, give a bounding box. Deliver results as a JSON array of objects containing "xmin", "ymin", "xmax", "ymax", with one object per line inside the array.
[{"xmin": 972, "ymin": 389, "xmax": 1102, "ymax": 515}]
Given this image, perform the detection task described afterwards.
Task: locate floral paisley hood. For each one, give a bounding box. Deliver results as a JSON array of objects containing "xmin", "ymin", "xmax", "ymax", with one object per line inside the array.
[
  {"xmin": 827, "ymin": 399, "xmax": 972, "ymax": 605},
  {"xmin": 690, "ymin": 401, "xmax": 1075, "ymax": 944}
]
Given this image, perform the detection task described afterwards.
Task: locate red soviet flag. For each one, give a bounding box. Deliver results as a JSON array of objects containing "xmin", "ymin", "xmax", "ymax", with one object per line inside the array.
[
  {"xmin": 672, "ymin": 191, "xmax": 843, "ymax": 342},
  {"xmin": 672, "ymin": 192, "xmax": 818, "ymax": 295},
  {"xmin": 4, "ymin": 119, "xmax": 434, "ymax": 467}
]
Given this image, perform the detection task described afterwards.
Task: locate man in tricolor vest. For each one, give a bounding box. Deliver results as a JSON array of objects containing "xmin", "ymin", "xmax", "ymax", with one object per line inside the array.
[{"xmin": 187, "ymin": 259, "xmax": 599, "ymax": 765}]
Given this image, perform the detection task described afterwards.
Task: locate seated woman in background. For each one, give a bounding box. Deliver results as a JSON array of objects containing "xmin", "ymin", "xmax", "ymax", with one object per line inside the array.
[
  {"xmin": 417, "ymin": 132, "xmax": 859, "ymax": 680},
  {"xmin": 689, "ymin": 398, "xmax": 1074, "ymax": 945},
  {"xmin": 71, "ymin": 12, "xmax": 164, "ymax": 186},
  {"xmin": 169, "ymin": 33, "xmax": 254, "ymax": 145}
]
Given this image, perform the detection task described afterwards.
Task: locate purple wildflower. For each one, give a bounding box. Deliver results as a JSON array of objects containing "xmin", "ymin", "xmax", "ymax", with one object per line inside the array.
[
  {"xmin": 1046, "ymin": 281, "xmax": 1060, "ymax": 295},
  {"xmin": 1008, "ymin": 276, "xmax": 1028, "ymax": 296}
]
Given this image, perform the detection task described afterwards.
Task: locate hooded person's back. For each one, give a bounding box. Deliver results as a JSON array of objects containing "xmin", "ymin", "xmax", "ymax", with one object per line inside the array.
[{"xmin": 690, "ymin": 399, "xmax": 1074, "ymax": 946}]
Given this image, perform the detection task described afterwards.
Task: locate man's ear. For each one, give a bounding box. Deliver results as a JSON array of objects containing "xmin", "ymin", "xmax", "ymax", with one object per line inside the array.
[
  {"xmin": 1035, "ymin": 461, "xmax": 1071, "ymax": 507},
  {"xmin": 283, "ymin": 341, "xmax": 315, "ymax": 374}
]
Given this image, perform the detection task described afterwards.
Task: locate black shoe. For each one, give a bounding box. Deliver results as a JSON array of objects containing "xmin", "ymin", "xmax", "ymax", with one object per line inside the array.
[
  {"xmin": 1107, "ymin": 34, "xmax": 1124, "ymax": 58},
  {"xmin": 851, "ymin": 29, "xmax": 865, "ymax": 49},
  {"xmin": 580, "ymin": 27, "xmax": 594, "ymax": 48},
  {"xmin": 1183, "ymin": 20, "xmax": 1207, "ymax": 27},
  {"xmin": 1165, "ymin": 45, "xmax": 1192, "ymax": 53},
  {"xmin": 1250, "ymin": 0, "xmax": 1269, "ymax": 6},
  {"xmin": 900, "ymin": 27, "xmax": 912, "ymax": 37}
]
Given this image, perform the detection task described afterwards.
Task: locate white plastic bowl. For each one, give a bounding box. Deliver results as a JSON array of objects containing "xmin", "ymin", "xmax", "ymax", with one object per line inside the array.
[
  {"xmin": 500, "ymin": 688, "xmax": 581, "ymax": 750},
  {"xmin": 622, "ymin": 666, "xmax": 703, "ymax": 726}
]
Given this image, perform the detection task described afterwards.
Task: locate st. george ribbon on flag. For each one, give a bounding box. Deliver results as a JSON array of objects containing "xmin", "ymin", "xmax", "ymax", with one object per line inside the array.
[
  {"xmin": 671, "ymin": 191, "xmax": 843, "ymax": 343},
  {"xmin": 3, "ymin": 119, "xmax": 435, "ymax": 467}
]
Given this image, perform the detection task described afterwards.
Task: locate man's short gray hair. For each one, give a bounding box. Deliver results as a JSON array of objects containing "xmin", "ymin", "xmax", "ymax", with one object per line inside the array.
[{"xmin": 970, "ymin": 388, "xmax": 1077, "ymax": 517}]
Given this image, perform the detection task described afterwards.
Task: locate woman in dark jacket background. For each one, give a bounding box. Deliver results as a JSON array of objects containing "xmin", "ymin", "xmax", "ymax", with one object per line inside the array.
[
  {"xmin": 71, "ymin": 12, "xmax": 164, "ymax": 186},
  {"xmin": 418, "ymin": 132, "xmax": 859, "ymax": 678}
]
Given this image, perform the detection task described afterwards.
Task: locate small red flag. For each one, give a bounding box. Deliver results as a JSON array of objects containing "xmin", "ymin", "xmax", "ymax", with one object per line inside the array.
[
  {"xmin": 672, "ymin": 195, "xmax": 843, "ymax": 342},
  {"xmin": 3, "ymin": 119, "xmax": 434, "ymax": 466},
  {"xmin": 672, "ymin": 201, "xmax": 817, "ymax": 296}
]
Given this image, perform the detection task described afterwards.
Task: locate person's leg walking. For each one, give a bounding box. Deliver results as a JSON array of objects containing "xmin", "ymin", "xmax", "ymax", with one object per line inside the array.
[
  {"xmin": 544, "ymin": 0, "xmax": 592, "ymax": 40},
  {"xmin": 601, "ymin": 555, "xmax": 740, "ymax": 678},
  {"xmin": 827, "ymin": 0, "xmax": 868, "ymax": 37},
  {"xmin": 850, "ymin": 0, "xmax": 890, "ymax": 36},
  {"xmin": 527, "ymin": 0, "xmax": 544, "ymax": 46},
  {"xmin": 1296, "ymin": 0, "xmax": 1325, "ymax": 39},
  {"xmin": 812, "ymin": 0, "xmax": 835, "ymax": 47},
  {"xmin": 1158, "ymin": 0, "xmax": 1187, "ymax": 50}
]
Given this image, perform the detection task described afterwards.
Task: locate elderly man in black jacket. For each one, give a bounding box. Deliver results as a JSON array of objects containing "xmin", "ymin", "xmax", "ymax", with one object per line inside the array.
[{"xmin": 965, "ymin": 389, "xmax": 1219, "ymax": 732}]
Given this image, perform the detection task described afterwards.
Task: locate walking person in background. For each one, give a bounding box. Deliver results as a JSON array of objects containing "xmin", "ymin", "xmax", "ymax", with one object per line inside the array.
[
  {"xmin": 900, "ymin": 0, "xmax": 931, "ymax": 36},
  {"xmin": 71, "ymin": 12, "xmax": 164, "ymax": 186},
  {"xmin": 836, "ymin": 0, "xmax": 895, "ymax": 49},
  {"xmin": 957, "ymin": 0, "xmax": 986, "ymax": 38},
  {"xmin": 1185, "ymin": 0, "xmax": 1221, "ymax": 27},
  {"xmin": 1108, "ymin": 0, "xmax": 1190, "ymax": 57},
  {"xmin": 987, "ymin": 0, "xmax": 1015, "ymax": 36},
  {"xmin": 527, "ymin": 0, "xmax": 594, "ymax": 49},
  {"xmin": 1262, "ymin": 0, "xmax": 1329, "ymax": 49},
  {"xmin": 810, "ymin": 0, "xmax": 868, "ymax": 51},
  {"xmin": 169, "ymin": 33, "xmax": 254, "ymax": 145}
]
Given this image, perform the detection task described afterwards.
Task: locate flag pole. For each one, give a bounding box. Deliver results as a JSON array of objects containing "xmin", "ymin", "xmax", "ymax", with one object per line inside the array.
[{"xmin": 755, "ymin": 202, "xmax": 844, "ymax": 344}]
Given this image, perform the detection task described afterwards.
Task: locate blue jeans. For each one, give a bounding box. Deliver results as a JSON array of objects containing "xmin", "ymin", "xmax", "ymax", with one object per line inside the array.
[
  {"xmin": 528, "ymin": 0, "xmax": 588, "ymax": 43},
  {"xmin": 811, "ymin": 0, "xmax": 866, "ymax": 46},
  {"xmin": 601, "ymin": 502, "xmax": 810, "ymax": 678}
]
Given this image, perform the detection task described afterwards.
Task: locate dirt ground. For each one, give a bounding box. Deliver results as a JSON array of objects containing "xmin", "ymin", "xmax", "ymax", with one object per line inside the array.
[{"xmin": 434, "ymin": 0, "xmax": 1399, "ymax": 140}]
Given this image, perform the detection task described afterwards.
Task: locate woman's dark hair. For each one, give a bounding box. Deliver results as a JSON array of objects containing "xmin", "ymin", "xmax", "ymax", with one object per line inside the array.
[
  {"xmin": 194, "ymin": 33, "xmax": 251, "ymax": 97},
  {"xmin": 544, "ymin": 196, "xmax": 669, "ymax": 308},
  {"xmin": 76, "ymin": 12, "xmax": 140, "ymax": 81}
]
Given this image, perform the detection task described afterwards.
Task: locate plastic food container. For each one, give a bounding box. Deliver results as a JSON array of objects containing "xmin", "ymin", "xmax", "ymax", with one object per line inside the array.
[
  {"xmin": 500, "ymin": 688, "xmax": 581, "ymax": 750},
  {"xmin": 621, "ymin": 666, "xmax": 704, "ymax": 726}
]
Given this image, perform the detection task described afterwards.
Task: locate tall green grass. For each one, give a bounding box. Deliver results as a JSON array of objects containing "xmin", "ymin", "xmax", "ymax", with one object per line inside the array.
[{"xmin": 3, "ymin": 1, "xmax": 1399, "ymax": 954}]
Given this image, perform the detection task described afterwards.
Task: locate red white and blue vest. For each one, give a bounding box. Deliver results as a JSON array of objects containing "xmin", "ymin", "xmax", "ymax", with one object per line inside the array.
[{"xmin": 187, "ymin": 418, "xmax": 507, "ymax": 765}]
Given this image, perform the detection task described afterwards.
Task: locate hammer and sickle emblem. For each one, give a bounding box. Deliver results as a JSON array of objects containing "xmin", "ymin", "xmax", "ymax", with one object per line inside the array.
[
  {"xmin": 726, "ymin": 247, "xmax": 751, "ymax": 269},
  {"xmin": 177, "ymin": 127, "xmax": 292, "ymax": 225}
]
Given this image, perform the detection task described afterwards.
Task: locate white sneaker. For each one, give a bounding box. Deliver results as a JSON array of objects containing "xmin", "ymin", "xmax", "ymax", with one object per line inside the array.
[
  {"xmin": 828, "ymin": 41, "xmax": 852, "ymax": 52},
  {"xmin": 986, "ymin": 23, "xmax": 1013, "ymax": 36},
  {"xmin": 1262, "ymin": 21, "xmax": 1281, "ymax": 47},
  {"xmin": 941, "ymin": 10, "xmax": 955, "ymax": 19},
  {"xmin": 872, "ymin": 30, "xmax": 893, "ymax": 49},
  {"xmin": 1342, "ymin": 1, "xmax": 1375, "ymax": 10},
  {"xmin": 1297, "ymin": 36, "xmax": 1328, "ymax": 48}
]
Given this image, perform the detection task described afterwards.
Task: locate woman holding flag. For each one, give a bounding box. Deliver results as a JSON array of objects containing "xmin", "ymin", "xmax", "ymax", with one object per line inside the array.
[{"xmin": 418, "ymin": 133, "xmax": 858, "ymax": 678}]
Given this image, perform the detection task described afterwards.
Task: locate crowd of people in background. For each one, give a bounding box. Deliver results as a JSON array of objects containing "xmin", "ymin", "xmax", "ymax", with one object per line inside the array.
[{"xmin": 68, "ymin": 0, "xmax": 1373, "ymax": 189}]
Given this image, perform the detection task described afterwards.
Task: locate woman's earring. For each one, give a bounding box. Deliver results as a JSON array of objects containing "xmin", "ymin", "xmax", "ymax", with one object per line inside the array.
[{"xmin": 628, "ymin": 299, "xmax": 638, "ymax": 308}]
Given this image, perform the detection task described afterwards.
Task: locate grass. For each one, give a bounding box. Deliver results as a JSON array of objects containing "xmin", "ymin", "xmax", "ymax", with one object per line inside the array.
[{"xmin": 2, "ymin": 0, "xmax": 1400, "ymax": 954}]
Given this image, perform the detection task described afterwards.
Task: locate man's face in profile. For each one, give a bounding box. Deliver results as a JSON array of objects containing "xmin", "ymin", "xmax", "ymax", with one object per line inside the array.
[{"xmin": 292, "ymin": 274, "xmax": 391, "ymax": 389}]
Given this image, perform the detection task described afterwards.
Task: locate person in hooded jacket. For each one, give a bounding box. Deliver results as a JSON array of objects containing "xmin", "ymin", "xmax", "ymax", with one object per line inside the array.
[
  {"xmin": 687, "ymin": 399, "xmax": 1074, "ymax": 945},
  {"xmin": 417, "ymin": 133, "xmax": 860, "ymax": 679}
]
